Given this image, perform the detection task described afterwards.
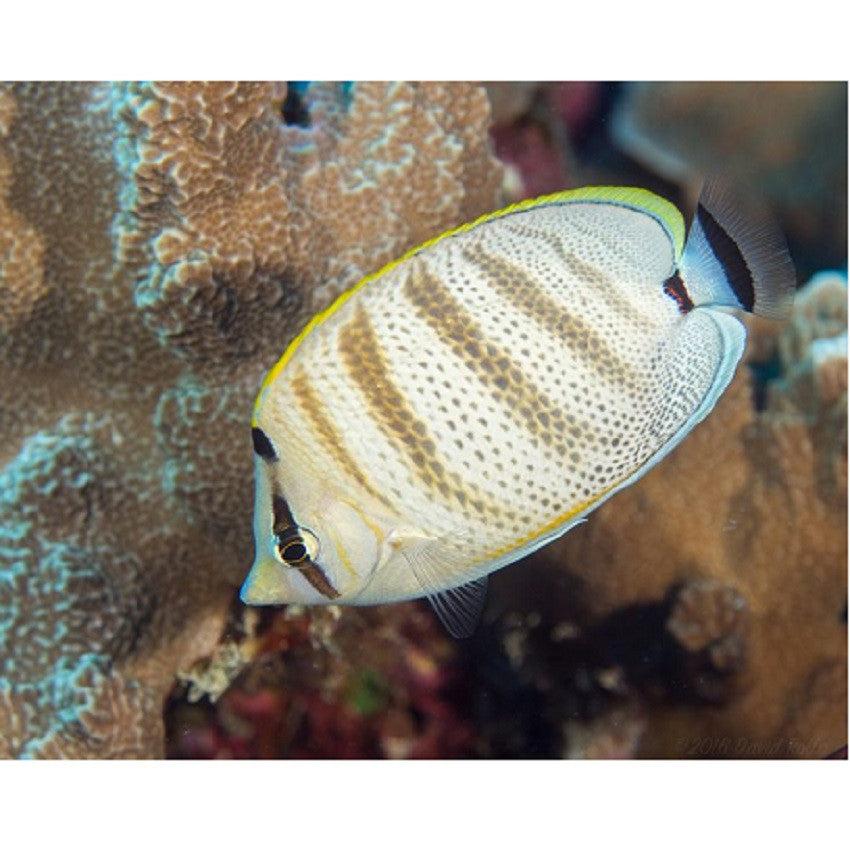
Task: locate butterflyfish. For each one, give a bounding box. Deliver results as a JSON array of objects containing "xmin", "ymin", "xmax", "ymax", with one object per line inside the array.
[{"xmin": 240, "ymin": 180, "xmax": 795, "ymax": 637}]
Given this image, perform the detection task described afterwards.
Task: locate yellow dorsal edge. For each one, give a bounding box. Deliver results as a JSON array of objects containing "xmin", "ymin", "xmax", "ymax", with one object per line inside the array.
[{"xmin": 253, "ymin": 185, "xmax": 686, "ymax": 424}]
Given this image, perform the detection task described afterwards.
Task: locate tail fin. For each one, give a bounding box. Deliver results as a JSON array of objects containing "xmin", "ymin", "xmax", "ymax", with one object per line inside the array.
[{"xmin": 678, "ymin": 178, "xmax": 796, "ymax": 319}]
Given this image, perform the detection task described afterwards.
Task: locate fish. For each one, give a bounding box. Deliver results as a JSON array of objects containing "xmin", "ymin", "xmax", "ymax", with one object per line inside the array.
[{"xmin": 240, "ymin": 180, "xmax": 795, "ymax": 637}]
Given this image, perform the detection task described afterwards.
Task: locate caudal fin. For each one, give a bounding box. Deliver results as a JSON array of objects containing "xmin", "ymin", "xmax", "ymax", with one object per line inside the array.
[{"xmin": 678, "ymin": 178, "xmax": 796, "ymax": 320}]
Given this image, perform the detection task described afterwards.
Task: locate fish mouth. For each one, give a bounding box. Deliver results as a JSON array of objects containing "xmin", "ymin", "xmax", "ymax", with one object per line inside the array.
[
  {"xmin": 240, "ymin": 557, "xmax": 340, "ymax": 606},
  {"xmin": 239, "ymin": 558, "xmax": 281, "ymax": 605}
]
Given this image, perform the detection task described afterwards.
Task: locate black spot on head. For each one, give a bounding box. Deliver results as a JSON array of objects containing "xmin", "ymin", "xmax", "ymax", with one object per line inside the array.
[{"xmin": 252, "ymin": 427, "xmax": 277, "ymax": 461}]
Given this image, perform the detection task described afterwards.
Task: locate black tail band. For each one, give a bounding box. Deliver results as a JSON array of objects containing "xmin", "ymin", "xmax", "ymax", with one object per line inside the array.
[{"xmin": 696, "ymin": 202, "xmax": 756, "ymax": 313}]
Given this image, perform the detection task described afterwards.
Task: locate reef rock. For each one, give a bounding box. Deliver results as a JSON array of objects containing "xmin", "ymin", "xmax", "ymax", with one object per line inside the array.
[{"xmin": 0, "ymin": 81, "xmax": 504, "ymax": 757}]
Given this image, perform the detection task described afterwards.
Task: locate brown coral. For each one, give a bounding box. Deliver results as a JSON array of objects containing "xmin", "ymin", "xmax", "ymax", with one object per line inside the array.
[
  {"xmin": 0, "ymin": 81, "xmax": 504, "ymax": 757},
  {"xmin": 0, "ymin": 91, "xmax": 47, "ymax": 336},
  {"xmin": 0, "ymin": 413, "xmax": 232, "ymax": 757},
  {"xmin": 666, "ymin": 580, "xmax": 748, "ymax": 667},
  {"xmin": 116, "ymin": 81, "xmax": 500, "ymax": 370},
  {"xmin": 487, "ymin": 271, "xmax": 847, "ymax": 757}
]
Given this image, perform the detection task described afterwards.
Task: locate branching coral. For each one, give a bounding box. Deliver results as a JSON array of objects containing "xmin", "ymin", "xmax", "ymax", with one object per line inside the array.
[{"xmin": 0, "ymin": 81, "xmax": 504, "ymax": 757}]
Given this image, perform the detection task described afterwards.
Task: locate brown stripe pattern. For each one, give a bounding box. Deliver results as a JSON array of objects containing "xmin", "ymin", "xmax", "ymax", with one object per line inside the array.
[
  {"xmin": 501, "ymin": 219, "xmax": 657, "ymax": 331},
  {"xmin": 290, "ymin": 365, "xmax": 392, "ymax": 509},
  {"xmin": 337, "ymin": 302, "xmax": 513, "ymax": 522},
  {"xmin": 462, "ymin": 246, "xmax": 643, "ymax": 389},
  {"xmin": 402, "ymin": 258, "xmax": 595, "ymax": 460}
]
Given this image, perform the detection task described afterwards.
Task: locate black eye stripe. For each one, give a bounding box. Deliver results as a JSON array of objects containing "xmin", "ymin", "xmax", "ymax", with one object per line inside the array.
[
  {"xmin": 252, "ymin": 427, "xmax": 278, "ymax": 461},
  {"xmin": 269, "ymin": 493, "xmax": 341, "ymax": 600},
  {"xmin": 272, "ymin": 496, "xmax": 308, "ymax": 561},
  {"xmin": 272, "ymin": 495, "xmax": 297, "ymax": 534}
]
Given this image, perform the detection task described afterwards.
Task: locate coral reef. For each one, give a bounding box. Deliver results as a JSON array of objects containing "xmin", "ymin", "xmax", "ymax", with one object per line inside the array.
[
  {"xmin": 484, "ymin": 270, "xmax": 847, "ymax": 758},
  {"xmin": 0, "ymin": 82, "xmax": 504, "ymax": 757},
  {"xmin": 168, "ymin": 603, "xmax": 475, "ymax": 759},
  {"xmin": 0, "ymin": 413, "xmax": 228, "ymax": 757},
  {"xmin": 2, "ymin": 80, "xmax": 844, "ymax": 760}
]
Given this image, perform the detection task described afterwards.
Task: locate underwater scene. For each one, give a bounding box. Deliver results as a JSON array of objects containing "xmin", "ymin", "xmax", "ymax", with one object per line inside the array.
[{"xmin": 0, "ymin": 81, "xmax": 846, "ymax": 759}]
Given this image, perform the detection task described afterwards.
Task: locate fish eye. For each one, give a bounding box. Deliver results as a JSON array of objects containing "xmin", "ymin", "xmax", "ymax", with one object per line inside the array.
[
  {"xmin": 280, "ymin": 537, "xmax": 307, "ymax": 564},
  {"xmin": 274, "ymin": 526, "xmax": 319, "ymax": 567}
]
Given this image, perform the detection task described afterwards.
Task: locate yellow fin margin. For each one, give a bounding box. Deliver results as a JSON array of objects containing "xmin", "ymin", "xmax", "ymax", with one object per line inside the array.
[{"xmin": 253, "ymin": 186, "xmax": 685, "ymax": 423}]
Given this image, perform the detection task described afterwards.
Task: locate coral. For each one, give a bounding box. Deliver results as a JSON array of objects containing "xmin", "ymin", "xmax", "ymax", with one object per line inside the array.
[
  {"xmin": 0, "ymin": 82, "xmax": 504, "ymax": 757},
  {"xmin": 665, "ymin": 579, "xmax": 749, "ymax": 702},
  {"xmin": 485, "ymin": 82, "xmax": 543, "ymax": 126},
  {"xmin": 562, "ymin": 704, "xmax": 647, "ymax": 759},
  {"xmin": 0, "ymin": 92, "xmax": 46, "ymax": 336},
  {"xmin": 0, "ymin": 414, "xmax": 231, "ymax": 757},
  {"xmin": 666, "ymin": 580, "xmax": 748, "ymax": 673},
  {"xmin": 774, "ymin": 271, "xmax": 848, "ymax": 368},
  {"xmin": 485, "ymin": 271, "xmax": 847, "ymax": 757},
  {"xmin": 117, "ymin": 81, "xmax": 500, "ymax": 370}
]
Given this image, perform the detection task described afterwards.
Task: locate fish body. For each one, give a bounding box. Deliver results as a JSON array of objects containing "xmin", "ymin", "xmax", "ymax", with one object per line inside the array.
[{"xmin": 241, "ymin": 182, "xmax": 794, "ymax": 636}]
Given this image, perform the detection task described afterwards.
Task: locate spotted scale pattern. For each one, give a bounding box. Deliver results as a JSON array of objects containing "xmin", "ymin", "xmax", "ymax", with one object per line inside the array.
[{"xmin": 250, "ymin": 191, "xmax": 740, "ymax": 605}]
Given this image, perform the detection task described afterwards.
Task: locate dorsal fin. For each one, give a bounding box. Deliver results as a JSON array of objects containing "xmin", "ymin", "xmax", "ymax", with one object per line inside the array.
[{"xmin": 678, "ymin": 177, "xmax": 796, "ymax": 319}]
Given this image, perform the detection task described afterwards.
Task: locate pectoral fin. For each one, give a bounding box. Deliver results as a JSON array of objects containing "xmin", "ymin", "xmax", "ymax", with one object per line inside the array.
[
  {"xmin": 427, "ymin": 577, "xmax": 489, "ymax": 639},
  {"xmin": 401, "ymin": 533, "xmax": 489, "ymax": 639}
]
